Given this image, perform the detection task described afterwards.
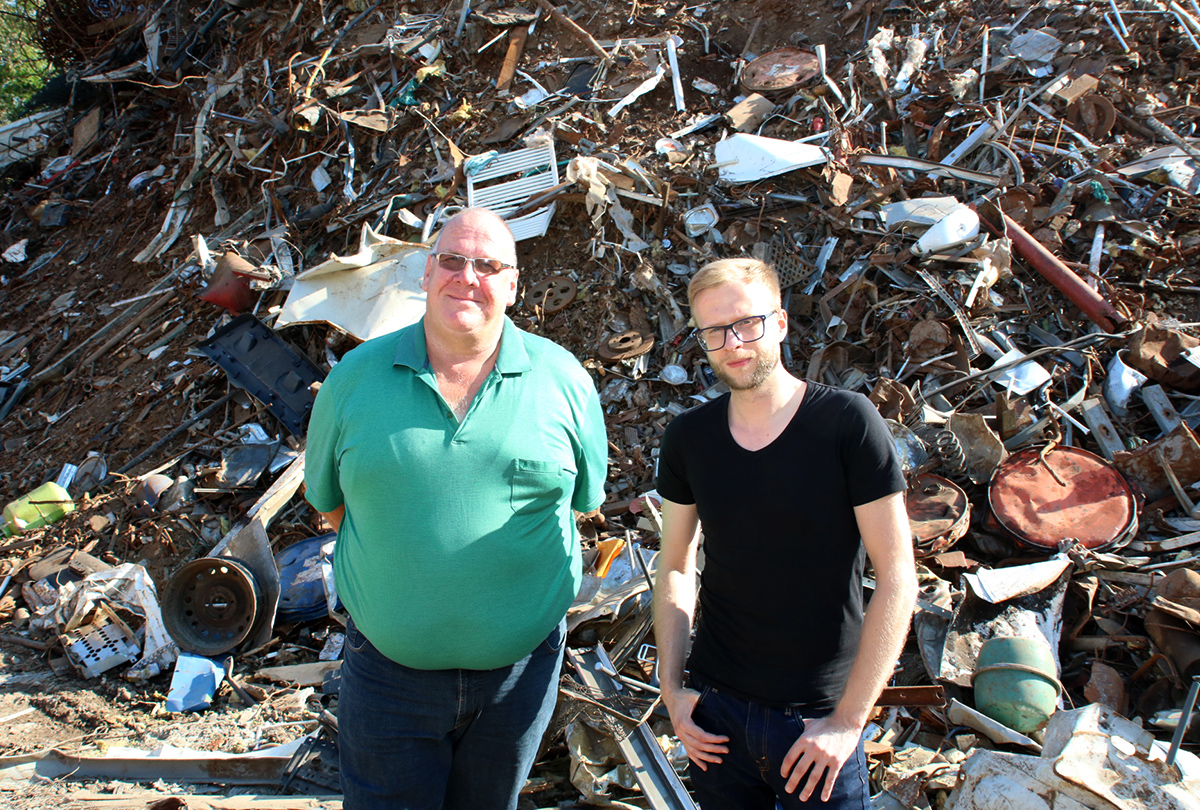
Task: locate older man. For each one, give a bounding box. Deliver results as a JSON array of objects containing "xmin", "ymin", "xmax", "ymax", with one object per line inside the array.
[
  {"xmin": 653, "ymin": 258, "xmax": 917, "ymax": 809},
  {"xmin": 304, "ymin": 208, "xmax": 608, "ymax": 809}
]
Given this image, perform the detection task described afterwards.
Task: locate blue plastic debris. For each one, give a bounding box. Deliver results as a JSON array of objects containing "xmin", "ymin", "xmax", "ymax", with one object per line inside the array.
[
  {"xmin": 276, "ymin": 533, "xmax": 335, "ymax": 623},
  {"xmin": 165, "ymin": 653, "xmax": 228, "ymax": 713}
]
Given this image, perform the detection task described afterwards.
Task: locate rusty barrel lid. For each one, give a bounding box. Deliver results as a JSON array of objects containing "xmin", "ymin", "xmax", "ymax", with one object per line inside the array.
[
  {"xmin": 988, "ymin": 445, "xmax": 1137, "ymax": 551},
  {"xmin": 740, "ymin": 48, "xmax": 820, "ymax": 93},
  {"xmin": 907, "ymin": 473, "xmax": 971, "ymax": 558}
]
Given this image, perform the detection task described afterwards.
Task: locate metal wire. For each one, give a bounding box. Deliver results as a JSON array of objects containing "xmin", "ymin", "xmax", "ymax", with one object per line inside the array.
[{"xmin": 552, "ymin": 674, "xmax": 659, "ymax": 743}]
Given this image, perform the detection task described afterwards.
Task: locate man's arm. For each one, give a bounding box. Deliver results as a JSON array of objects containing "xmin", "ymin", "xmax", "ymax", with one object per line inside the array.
[
  {"xmin": 653, "ymin": 498, "xmax": 729, "ymax": 770},
  {"xmin": 781, "ymin": 490, "xmax": 917, "ymax": 800}
]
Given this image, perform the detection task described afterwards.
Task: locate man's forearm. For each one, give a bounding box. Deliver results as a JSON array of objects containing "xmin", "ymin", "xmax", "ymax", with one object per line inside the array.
[
  {"xmin": 831, "ymin": 570, "xmax": 917, "ymax": 729},
  {"xmin": 653, "ymin": 567, "xmax": 696, "ymax": 699},
  {"xmin": 831, "ymin": 492, "xmax": 918, "ymax": 731}
]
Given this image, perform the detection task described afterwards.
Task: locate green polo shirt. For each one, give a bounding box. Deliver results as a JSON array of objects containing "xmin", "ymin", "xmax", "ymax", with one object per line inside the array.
[{"xmin": 304, "ymin": 316, "xmax": 607, "ymax": 670}]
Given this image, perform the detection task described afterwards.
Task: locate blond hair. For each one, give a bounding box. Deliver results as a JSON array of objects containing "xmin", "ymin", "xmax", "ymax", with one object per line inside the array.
[{"xmin": 688, "ymin": 258, "xmax": 782, "ymax": 313}]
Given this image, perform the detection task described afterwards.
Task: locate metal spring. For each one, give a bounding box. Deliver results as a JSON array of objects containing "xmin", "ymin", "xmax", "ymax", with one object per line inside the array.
[{"xmin": 935, "ymin": 430, "xmax": 966, "ymax": 478}]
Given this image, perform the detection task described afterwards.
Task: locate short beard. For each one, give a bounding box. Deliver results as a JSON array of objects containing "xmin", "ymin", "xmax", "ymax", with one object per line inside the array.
[{"xmin": 714, "ymin": 343, "xmax": 779, "ymax": 390}]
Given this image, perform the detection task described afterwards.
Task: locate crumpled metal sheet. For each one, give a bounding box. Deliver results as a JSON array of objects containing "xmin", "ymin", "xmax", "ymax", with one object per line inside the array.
[
  {"xmin": 566, "ymin": 720, "xmax": 638, "ymax": 805},
  {"xmin": 567, "ymin": 545, "xmax": 657, "ymax": 632},
  {"xmin": 1114, "ymin": 422, "xmax": 1200, "ymax": 503},
  {"xmin": 1126, "ymin": 326, "xmax": 1200, "ymax": 394},
  {"xmin": 949, "ymin": 748, "xmax": 1104, "ymax": 810},
  {"xmin": 53, "ymin": 563, "xmax": 179, "ymax": 682},
  {"xmin": 1146, "ymin": 568, "xmax": 1200, "ymax": 679},
  {"xmin": 949, "ymin": 703, "xmax": 1200, "ymax": 810},
  {"xmin": 1046, "ymin": 704, "xmax": 1200, "ymax": 810},
  {"xmin": 1053, "ymin": 733, "xmax": 1190, "ymax": 808},
  {"xmin": 949, "ymin": 412, "xmax": 1008, "ymax": 485}
]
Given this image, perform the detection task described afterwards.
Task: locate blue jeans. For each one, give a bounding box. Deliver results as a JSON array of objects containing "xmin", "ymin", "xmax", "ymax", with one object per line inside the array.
[
  {"xmin": 688, "ymin": 678, "xmax": 870, "ymax": 810},
  {"xmin": 338, "ymin": 616, "xmax": 565, "ymax": 810}
]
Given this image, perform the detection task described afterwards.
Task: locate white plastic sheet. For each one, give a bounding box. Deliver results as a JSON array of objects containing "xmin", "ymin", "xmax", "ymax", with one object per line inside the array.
[
  {"xmin": 276, "ymin": 223, "xmax": 428, "ymax": 341},
  {"xmin": 712, "ymin": 133, "xmax": 827, "ymax": 184}
]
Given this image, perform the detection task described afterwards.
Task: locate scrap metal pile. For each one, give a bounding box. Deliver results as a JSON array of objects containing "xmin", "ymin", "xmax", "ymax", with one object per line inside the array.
[{"xmin": 1, "ymin": 0, "xmax": 1200, "ymax": 806}]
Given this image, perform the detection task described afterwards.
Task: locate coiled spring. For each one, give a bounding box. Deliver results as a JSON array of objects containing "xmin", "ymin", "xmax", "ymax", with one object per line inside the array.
[{"xmin": 935, "ymin": 430, "xmax": 966, "ymax": 478}]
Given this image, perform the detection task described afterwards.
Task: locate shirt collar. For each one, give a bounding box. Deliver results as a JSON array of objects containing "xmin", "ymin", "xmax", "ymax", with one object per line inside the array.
[{"xmin": 392, "ymin": 316, "xmax": 531, "ymax": 375}]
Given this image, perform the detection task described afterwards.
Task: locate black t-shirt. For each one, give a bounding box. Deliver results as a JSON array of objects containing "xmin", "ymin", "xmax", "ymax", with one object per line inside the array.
[{"xmin": 657, "ymin": 382, "xmax": 906, "ymax": 710}]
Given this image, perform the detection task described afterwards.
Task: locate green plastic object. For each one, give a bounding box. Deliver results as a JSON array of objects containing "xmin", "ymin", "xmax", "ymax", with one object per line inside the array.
[
  {"xmin": 1, "ymin": 481, "xmax": 75, "ymax": 537},
  {"xmin": 972, "ymin": 635, "xmax": 1063, "ymax": 733}
]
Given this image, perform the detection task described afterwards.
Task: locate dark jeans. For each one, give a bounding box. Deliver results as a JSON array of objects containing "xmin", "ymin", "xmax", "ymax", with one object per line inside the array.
[
  {"xmin": 688, "ymin": 678, "xmax": 870, "ymax": 810},
  {"xmin": 338, "ymin": 616, "xmax": 565, "ymax": 810}
]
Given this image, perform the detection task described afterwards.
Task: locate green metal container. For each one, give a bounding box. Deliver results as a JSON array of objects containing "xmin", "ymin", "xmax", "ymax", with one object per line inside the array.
[
  {"xmin": 2, "ymin": 482, "xmax": 75, "ymax": 537},
  {"xmin": 972, "ymin": 635, "xmax": 1062, "ymax": 733}
]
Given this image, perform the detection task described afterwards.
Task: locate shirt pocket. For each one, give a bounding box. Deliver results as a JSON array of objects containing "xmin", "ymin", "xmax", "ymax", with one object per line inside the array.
[{"xmin": 510, "ymin": 458, "xmax": 569, "ymax": 515}]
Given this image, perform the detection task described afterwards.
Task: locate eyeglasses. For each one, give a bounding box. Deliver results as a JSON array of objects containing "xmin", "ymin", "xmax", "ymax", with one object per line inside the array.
[
  {"xmin": 434, "ymin": 252, "xmax": 516, "ymax": 276},
  {"xmin": 694, "ymin": 312, "xmax": 777, "ymax": 351}
]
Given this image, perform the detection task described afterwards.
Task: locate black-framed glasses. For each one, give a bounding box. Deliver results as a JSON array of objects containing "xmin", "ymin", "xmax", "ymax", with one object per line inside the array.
[
  {"xmin": 694, "ymin": 312, "xmax": 777, "ymax": 351},
  {"xmin": 434, "ymin": 252, "xmax": 516, "ymax": 276}
]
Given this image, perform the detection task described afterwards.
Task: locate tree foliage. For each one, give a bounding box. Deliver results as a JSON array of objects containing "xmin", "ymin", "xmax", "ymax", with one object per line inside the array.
[{"xmin": 0, "ymin": 1, "xmax": 50, "ymax": 123}]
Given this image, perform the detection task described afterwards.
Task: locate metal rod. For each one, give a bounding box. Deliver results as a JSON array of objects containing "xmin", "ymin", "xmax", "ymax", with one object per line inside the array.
[
  {"xmin": 1104, "ymin": 13, "xmax": 1131, "ymax": 52},
  {"xmin": 103, "ymin": 391, "xmax": 237, "ymax": 486},
  {"xmin": 981, "ymin": 209, "xmax": 1127, "ymax": 332},
  {"xmin": 1167, "ymin": 675, "xmax": 1200, "ymax": 767}
]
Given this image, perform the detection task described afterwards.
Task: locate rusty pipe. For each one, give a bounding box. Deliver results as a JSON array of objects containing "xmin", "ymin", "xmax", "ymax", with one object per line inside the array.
[{"xmin": 979, "ymin": 206, "xmax": 1128, "ymax": 333}]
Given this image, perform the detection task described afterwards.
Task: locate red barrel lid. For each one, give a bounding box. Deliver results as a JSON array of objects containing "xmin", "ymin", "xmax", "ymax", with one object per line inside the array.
[{"xmin": 989, "ymin": 445, "xmax": 1136, "ymax": 551}]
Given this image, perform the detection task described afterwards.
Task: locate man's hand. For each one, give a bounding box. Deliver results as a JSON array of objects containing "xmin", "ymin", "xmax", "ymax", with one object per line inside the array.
[
  {"xmin": 780, "ymin": 714, "xmax": 861, "ymax": 801},
  {"xmin": 663, "ymin": 686, "xmax": 729, "ymax": 771}
]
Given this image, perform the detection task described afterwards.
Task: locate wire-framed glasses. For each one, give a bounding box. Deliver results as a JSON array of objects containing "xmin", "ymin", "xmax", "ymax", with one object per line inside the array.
[{"xmin": 434, "ymin": 252, "xmax": 516, "ymax": 276}]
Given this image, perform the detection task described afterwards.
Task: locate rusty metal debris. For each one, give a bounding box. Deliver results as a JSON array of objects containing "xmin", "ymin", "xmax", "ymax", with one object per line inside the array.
[
  {"xmin": 527, "ymin": 275, "xmax": 577, "ymax": 314},
  {"xmin": 2, "ymin": 0, "xmax": 1200, "ymax": 805}
]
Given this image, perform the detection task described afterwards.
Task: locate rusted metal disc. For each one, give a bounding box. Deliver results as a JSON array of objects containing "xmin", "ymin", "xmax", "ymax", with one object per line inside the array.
[
  {"xmin": 906, "ymin": 473, "xmax": 971, "ymax": 558},
  {"xmin": 988, "ymin": 445, "xmax": 1137, "ymax": 552},
  {"xmin": 598, "ymin": 330, "xmax": 655, "ymax": 361},
  {"xmin": 527, "ymin": 276, "xmax": 577, "ymax": 314},
  {"xmin": 414, "ymin": 197, "xmax": 441, "ymax": 219},
  {"xmin": 741, "ymin": 48, "xmax": 820, "ymax": 93}
]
